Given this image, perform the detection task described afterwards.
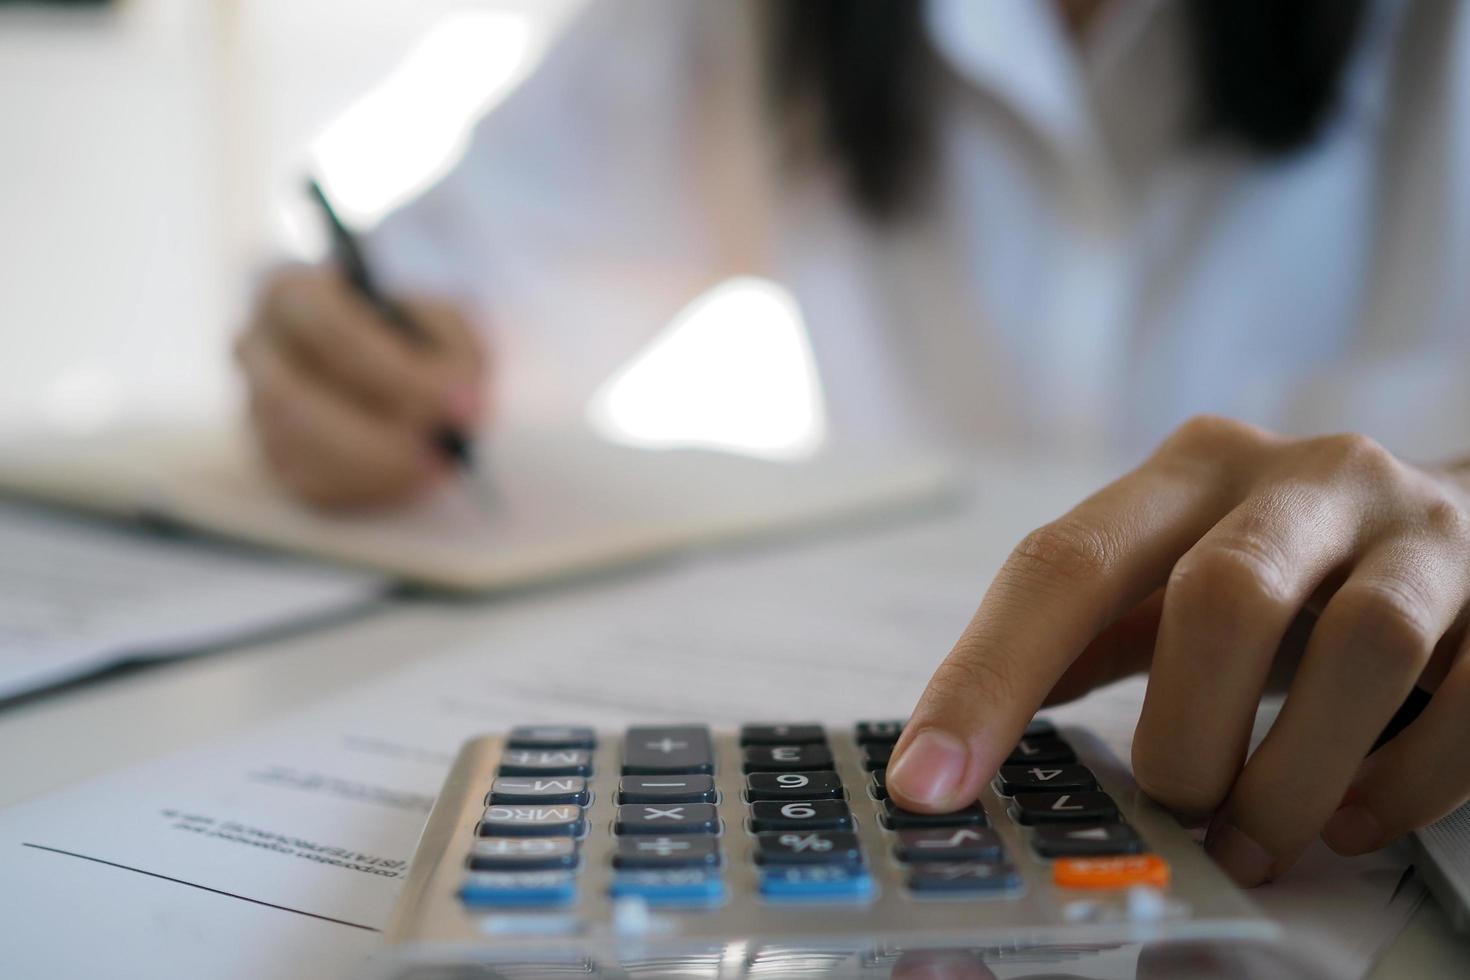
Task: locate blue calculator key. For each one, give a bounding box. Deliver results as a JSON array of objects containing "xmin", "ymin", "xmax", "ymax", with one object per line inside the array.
[
  {"xmin": 507, "ymin": 725, "xmax": 596, "ymax": 749},
  {"xmin": 760, "ymin": 865, "xmax": 875, "ymax": 902},
  {"xmin": 498, "ymin": 749, "xmax": 593, "ymax": 777},
  {"xmin": 608, "ymin": 870, "xmax": 726, "ymax": 907},
  {"xmin": 458, "ymin": 871, "xmax": 576, "ymax": 907}
]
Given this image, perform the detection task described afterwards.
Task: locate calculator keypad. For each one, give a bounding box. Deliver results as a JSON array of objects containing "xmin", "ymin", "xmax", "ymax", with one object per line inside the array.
[{"xmin": 456, "ymin": 719, "xmax": 1171, "ymax": 912}]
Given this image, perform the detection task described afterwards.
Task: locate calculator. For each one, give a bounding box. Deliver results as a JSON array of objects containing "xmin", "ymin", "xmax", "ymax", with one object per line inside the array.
[{"xmin": 376, "ymin": 720, "xmax": 1290, "ymax": 979}]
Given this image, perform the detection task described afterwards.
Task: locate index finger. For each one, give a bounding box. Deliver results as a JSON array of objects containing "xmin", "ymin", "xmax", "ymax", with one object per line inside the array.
[{"xmin": 887, "ymin": 458, "xmax": 1230, "ymax": 812}]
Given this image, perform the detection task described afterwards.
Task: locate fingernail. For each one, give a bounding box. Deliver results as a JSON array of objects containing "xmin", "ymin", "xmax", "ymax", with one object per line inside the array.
[
  {"xmin": 888, "ymin": 729, "xmax": 968, "ymax": 808},
  {"xmin": 1322, "ymin": 805, "xmax": 1384, "ymax": 855},
  {"xmin": 446, "ymin": 385, "xmax": 481, "ymax": 427},
  {"xmin": 1204, "ymin": 823, "xmax": 1275, "ymax": 887}
]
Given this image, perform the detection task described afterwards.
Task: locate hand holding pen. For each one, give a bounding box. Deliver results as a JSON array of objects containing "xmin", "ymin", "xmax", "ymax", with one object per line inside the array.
[{"xmin": 234, "ymin": 184, "xmax": 486, "ymax": 510}]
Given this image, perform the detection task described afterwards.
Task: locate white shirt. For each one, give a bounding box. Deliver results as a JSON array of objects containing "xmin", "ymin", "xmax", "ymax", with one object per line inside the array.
[{"xmin": 368, "ymin": 0, "xmax": 1470, "ymax": 463}]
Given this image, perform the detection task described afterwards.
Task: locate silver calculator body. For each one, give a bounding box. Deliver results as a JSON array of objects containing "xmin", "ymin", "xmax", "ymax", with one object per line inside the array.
[{"xmin": 374, "ymin": 723, "xmax": 1283, "ymax": 979}]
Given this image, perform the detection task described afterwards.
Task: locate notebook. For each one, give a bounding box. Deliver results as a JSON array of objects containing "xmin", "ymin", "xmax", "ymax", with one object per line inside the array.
[{"xmin": 0, "ymin": 422, "xmax": 956, "ymax": 593}]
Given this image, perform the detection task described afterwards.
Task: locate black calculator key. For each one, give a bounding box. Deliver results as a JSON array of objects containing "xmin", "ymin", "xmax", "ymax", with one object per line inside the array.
[
  {"xmin": 745, "ymin": 771, "xmax": 845, "ymax": 801},
  {"xmin": 507, "ymin": 725, "xmax": 596, "ymax": 750},
  {"xmin": 995, "ymin": 765, "xmax": 1096, "ymax": 796},
  {"xmin": 614, "ymin": 802, "xmax": 720, "ymax": 835},
  {"xmin": 1031, "ymin": 823, "xmax": 1145, "ymax": 857},
  {"xmin": 907, "ymin": 861, "xmax": 1020, "ymax": 894},
  {"xmin": 623, "ymin": 726, "xmax": 714, "ymax": 775},
  {"xmin": 498, "ymin": 749, "xmax": 592, "ymax": 777},
  {"xmin": 479, "ymin": 804, "xmax": 586, "ymax": 837},
  {"xmin": 893, "ymin": 827, "xmax": 1004, "ymax": 863},
  {"xmin": 611, "ymin": 836, "xmax": 722, "ymax": 870},
  {"xmin": 869, "ymin": 770, "xmax": 888, "ymax": 800},
  {"xmin": 1006, "ymin": 738, "xmax": 1076, "ymax": 765},
  {"xmin": 743, "ymin": 745, "xmax": 833, "ymax": 773},
  {"xmin": 1009, "ymin": 791, "xmax": 1119, "ymax": 825},
  {"xmin": 740, "ymin": 724, "xmax": 826, "ymax": 746},
  {"xmin": 618, "ymin": 775, "xmax": 716, "ymax": 804},
  {"xmin": 489, "ymin": 776, "xmax": 589, "ymax": 806},
  {"xmin": 749, "ymin": 800, "xmax": 853, "ymax": 832},
  {"xmin": 754, "ymin": 831, "xmax": 864, "ymax": 866},
  {"xmin": 860, "ymin": 744, "xmax": 892, "ymax": 771},
  {"xmin": 1025, "ymin": 718, "xmax": 1057, "ymax": 739},
  {"xmin": 855, "ymin": 720, "xmax": 905, "ymax": 744},
  {"xmin": 468, "ymin": 836, "xmax": 578, "ymax": 871},
  {"xmin": 881, "ymin": 798, "xmax": 986, "ymax": 830}
]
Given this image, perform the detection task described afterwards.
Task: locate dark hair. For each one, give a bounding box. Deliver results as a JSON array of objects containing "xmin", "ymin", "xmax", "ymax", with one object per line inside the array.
[{"xmin": 768, "ymin": 0, "xmax": 1372, "ymax": 220}]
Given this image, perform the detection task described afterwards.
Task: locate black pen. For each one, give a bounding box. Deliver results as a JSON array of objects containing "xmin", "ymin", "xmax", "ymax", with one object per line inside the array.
[{"xmin": 306, "ymin": 178, "xmax": 474, "ymax": 470}]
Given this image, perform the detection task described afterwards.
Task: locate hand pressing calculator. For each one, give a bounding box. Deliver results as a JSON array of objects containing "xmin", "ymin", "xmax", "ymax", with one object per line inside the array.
[{"xmin": 376, "ymin": 721, "xmax": 1301, "ymax": 979}]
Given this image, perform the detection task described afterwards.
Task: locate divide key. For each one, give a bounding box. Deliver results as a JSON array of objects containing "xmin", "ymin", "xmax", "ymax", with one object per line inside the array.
[{"xmin": 623, "ymin": 726, "xmax": 714, "ymax": 775}]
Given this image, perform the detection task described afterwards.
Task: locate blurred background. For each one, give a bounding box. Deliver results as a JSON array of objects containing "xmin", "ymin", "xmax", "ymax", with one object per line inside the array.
[{"xmin": 0, "ymin": 0, "xmax": 585, "ymax": 440}]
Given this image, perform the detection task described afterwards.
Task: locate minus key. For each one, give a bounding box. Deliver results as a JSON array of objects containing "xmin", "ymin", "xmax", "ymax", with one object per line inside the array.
[{"xmin": 619, "ymin": 775, "xmax": 717, "ymax": 804}]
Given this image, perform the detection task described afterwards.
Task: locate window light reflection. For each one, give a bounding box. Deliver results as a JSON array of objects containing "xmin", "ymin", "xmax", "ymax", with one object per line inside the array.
[{"xmin": 587, "ymin": 277, "xmax": 828, "ymax": 461}]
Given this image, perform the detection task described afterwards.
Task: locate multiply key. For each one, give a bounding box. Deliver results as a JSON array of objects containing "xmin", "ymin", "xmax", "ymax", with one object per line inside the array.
[
  {"xmin": 995, "ymin": 765, "xmax": 1096, "ymax": 796},
  {"xmin": 498, "ymin": 749, "xmax": 592, "ymax": 777},
  {"xmin": 743, "ymin": 744, "xmax": 833, "ymax": 773},
  {"xmin": 614, "ymin": 803, "xmax": 720, "ymax": 835},
  {"xmin": 754, "ymin": 831, "xmax": 864, "ymax": 867},
  {"xmin": 1009, "ymin": 791, "xmax": 1118, "ymax": 825},
  {"xmin": 478, "ymin": 804, "xmax": 586, "ymax": 837},
  {"xmin": 488, "ymin": 776, "xmax": 589, "ymax": 805},
  {"xmin": 623, "ymin": 726, "xmax": 714, "ymax": 775}
]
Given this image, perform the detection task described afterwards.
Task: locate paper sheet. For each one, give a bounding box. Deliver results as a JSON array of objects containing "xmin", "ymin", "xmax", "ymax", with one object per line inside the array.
[
  {"xmin": 0, "ymin": 502, "xmax": 384, "ymax": 700},
  {"xmin": 0, "ymin": 468, "xmax": 1422, "ymax": 977}
]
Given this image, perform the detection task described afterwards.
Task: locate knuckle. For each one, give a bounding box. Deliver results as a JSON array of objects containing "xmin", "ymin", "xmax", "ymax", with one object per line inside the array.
[
  {"xmin": 1315, "ymin": 432, "xmax": 1400, "ymax": 483},
  {"xmin": 1132, "ymin": 747, "xmax": 1230, "ymax": 816},
  {"xmin": 1330, "ymin": 582, "xmax": 1437, "ymax": 671},
  {"xmin": 1009, "ymin": 519, "xmax": 1117, "ymax": 588},
  {"xmin": 1423, "ymin": 496, "xmax": 1470, "ymax": 542},
  {"xmin": 1169, "ymin": 537, "xmax": 1295, "ymax": 612},
  {"xmin": 1164, "ymin": 414, "xmax": 1258, "ymax": 458}
]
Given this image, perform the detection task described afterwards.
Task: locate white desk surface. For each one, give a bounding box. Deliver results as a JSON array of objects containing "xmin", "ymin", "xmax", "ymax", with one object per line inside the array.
[{"xmin": 0, "ymin": 468, "xmax": 1467, "ymax": 979}]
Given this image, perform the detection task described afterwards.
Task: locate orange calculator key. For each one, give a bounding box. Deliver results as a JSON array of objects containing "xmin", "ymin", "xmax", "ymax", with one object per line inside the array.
[{"xmin": 1053, "ymin": 854, "xmax": 1170, "ymax": 889}]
